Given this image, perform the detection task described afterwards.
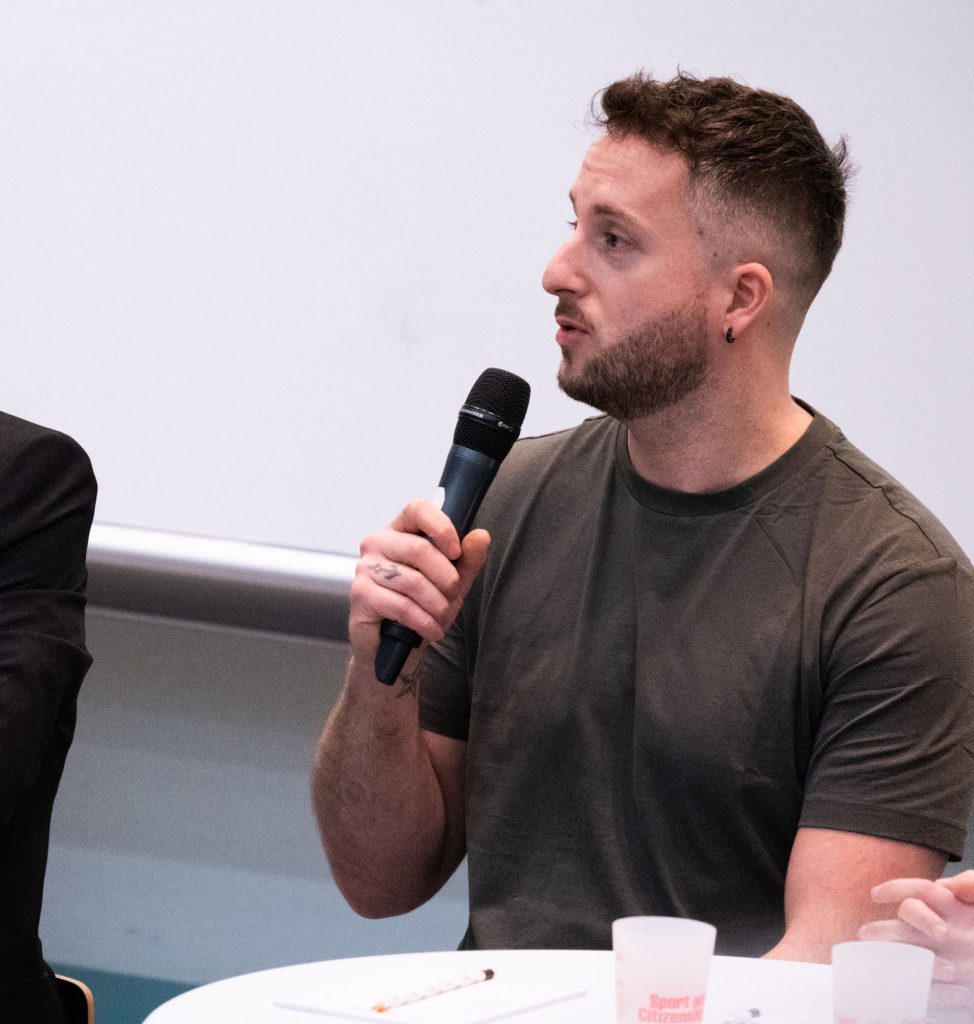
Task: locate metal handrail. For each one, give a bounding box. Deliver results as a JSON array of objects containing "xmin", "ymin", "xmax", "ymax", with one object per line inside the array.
[{"xmin": 86, "ymin": 523, "xmax": 355, "ymax": 641}]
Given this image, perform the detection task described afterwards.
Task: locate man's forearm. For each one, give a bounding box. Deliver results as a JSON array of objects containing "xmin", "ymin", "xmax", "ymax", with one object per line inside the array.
[{"xmin": 312, "ymin": 653, "xmax": 456, "ymax": 918}]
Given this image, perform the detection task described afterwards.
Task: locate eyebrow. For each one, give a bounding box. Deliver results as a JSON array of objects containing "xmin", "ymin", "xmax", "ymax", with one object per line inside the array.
[{"xmin": 568, "ymin": 191, "xmax": 640, "ymax": 228}]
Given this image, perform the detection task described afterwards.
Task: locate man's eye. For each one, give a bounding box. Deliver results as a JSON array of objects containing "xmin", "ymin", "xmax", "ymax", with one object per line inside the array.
[
  {"xmin": 604, "ymin": 232, "xmax": 623, "ymax": 249},
  {"xmin": 567, "ymin": 219, "xmax": 578, "ymax": 230}
]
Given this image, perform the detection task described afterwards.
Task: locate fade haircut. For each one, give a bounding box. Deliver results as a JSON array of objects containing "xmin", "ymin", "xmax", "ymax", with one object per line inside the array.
[{"xmin": 594, "ymin": 71, "xmax": 853, "ymax": 308}]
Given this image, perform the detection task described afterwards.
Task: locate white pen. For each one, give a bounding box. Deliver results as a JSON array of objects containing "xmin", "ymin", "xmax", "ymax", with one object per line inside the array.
[
  {"xmin": 371, "ymin": 968, "xmax": 496, "ymax": 1013},
  {"xmin": 721, "ymin": 1010, "xmax": 760, "ymax": 1024}
]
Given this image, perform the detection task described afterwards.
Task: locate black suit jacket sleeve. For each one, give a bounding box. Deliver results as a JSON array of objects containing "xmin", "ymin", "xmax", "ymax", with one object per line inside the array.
[{"xmin": 0, "ymin": 421, "xmax": 96, "ymax": 824}]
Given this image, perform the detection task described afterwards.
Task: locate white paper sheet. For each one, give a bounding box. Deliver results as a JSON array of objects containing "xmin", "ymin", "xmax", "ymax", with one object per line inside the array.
[{"xmin": 273, "ymin": 965, "xmax": 587, "ymax": 1023}]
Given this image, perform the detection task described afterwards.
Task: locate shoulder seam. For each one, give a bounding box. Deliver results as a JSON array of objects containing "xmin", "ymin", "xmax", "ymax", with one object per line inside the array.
[{"xmin": 825, "ymin": 440, "xmax": 944, "ymax": 558}]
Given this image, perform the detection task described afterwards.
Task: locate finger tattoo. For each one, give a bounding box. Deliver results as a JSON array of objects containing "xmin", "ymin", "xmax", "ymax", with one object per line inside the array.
[{"xmin": 368, "ymin": 561, "xmax": 402, "ymax": 582}]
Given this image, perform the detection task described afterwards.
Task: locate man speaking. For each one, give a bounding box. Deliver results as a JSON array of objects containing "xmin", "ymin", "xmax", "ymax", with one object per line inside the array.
[{"xmin": 312, "ymin": 71, "xmax": 974, "ymax": 962}]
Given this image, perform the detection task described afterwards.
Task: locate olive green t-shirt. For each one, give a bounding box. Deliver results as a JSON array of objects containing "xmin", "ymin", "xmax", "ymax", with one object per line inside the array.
[{"xmin": 419, "ymin": 408, "xmax": 974, "ymax": 956}]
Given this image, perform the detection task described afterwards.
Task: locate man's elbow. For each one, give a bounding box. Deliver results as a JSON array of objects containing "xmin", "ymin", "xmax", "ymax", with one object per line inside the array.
[{"xmin": 329, "ymin": 865, "xmax": 437, "ymax": 920}]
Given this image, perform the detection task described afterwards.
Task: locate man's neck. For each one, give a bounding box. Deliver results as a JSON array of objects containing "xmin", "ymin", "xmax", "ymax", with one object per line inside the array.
[{"xmin": 625, "ymin": 391, "xmax": 813, "ymax": 494}]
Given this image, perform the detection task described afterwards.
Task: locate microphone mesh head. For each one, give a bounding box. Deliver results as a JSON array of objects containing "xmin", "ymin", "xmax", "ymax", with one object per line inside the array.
[{"xmin": 453, "ymin": 367, "xmax": 531, "ymax": 461}]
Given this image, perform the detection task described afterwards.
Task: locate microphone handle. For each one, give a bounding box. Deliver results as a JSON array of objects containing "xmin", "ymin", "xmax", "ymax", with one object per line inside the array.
[{"xmin": 374, "ymin": 445, "xmax": 499, "ymax": 685}]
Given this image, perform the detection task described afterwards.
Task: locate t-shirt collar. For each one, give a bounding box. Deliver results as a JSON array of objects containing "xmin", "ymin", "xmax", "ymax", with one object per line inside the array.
[{"xmin": 615, "ymin": 398, "xmax": 837, "ymax": 516}]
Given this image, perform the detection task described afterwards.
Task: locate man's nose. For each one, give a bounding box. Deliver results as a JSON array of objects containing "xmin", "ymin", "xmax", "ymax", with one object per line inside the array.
[{"xmin": 542, "ymin": 236, "xmax": 585, "ymax": 296}]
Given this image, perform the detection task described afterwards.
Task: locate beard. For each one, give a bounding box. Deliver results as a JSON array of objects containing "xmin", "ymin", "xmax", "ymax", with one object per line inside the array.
[{"xmin": 557, "ymin": 300, "xmax": 711, "ymax": 421}]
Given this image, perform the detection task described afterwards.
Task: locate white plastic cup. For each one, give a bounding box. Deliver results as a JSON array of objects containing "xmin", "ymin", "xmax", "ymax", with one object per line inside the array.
[
  {"xmin": 831, "ymin": 940, "xmax": 934, "ymax": 1024},
  {"xmin": 613, "ymin": 916, "xmax": 716, "ymax": 1024}
]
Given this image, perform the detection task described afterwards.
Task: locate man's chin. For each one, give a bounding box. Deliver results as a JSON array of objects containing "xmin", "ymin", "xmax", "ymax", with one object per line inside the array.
[
  {"xmin": 556, "ymin": 364, "xmax": 582, "ymax": 402},
  {"xmin": 557, "ymin": 370, "xmax": 603, "ymax": 413},
  {"xmin": 556, "ymin": 353, "xmax": 585, "ymax": 390}
]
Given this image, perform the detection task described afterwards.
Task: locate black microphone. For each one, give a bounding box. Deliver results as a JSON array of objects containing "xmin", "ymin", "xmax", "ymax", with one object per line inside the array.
[{"xmin": 374, "ymin": 367, "xmax": 531, "ymax": 685}]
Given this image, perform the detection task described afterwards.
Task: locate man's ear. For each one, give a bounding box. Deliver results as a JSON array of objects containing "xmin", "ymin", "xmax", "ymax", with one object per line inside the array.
[{"xmin": 723, "ymin": 262, "xmax": 773, "ymax": 339}]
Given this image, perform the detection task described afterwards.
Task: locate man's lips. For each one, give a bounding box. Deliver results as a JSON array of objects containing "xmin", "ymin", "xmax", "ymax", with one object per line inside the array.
[
  {"xmin": 554, "ymin": 304, "xmax": 593, "ymax": 346},
  {"xmin": 555, "ymin": 322, "xmax": 584, "ymax": 347}
]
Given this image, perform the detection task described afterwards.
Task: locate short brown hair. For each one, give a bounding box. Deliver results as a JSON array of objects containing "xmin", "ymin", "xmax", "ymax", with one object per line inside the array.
[{"xmin": 594, "ymin": 71, "xmax": 852, "ymax": 305}]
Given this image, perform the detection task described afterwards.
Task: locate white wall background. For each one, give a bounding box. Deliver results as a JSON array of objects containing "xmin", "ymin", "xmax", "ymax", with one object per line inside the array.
[{"xmin": 1, "ymin": 1, "xmax": 971, "ymax": 558}]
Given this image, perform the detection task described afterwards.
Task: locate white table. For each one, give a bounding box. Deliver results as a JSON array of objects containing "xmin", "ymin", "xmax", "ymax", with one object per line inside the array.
[{"xmin": 143, "ymin": 948, "xmax": 832, "ymax": 1023}]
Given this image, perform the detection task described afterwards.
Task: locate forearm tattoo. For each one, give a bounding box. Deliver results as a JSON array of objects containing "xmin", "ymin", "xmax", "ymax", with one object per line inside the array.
[
  {"xmin": 368, "ymin": 561, "xmax": 402, "ymax": 581},
  {"xmin": 396, "ymin": 654, "xmax": 425, "ymax": 701}
]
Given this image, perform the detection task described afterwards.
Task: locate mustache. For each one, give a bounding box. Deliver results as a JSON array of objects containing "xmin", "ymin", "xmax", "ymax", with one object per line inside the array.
[{"xmin": 554, "ymin": 299, "xmax": 595, "ymax": 332}]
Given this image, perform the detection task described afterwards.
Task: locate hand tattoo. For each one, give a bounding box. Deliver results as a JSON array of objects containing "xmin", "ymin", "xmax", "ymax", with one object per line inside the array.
[{"xmin": 368, "ymin": 562, "xmax": 402, "ymax": 582}]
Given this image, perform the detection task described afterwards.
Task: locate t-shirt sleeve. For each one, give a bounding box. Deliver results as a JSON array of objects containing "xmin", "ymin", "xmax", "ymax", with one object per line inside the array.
[
  {"xmin": 799, "ymin": 555, "xmax": 974, "ymax": 859},
  {"xmin": 419, "ymin": 610, "xmax": 472, "ymax": 742}
]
